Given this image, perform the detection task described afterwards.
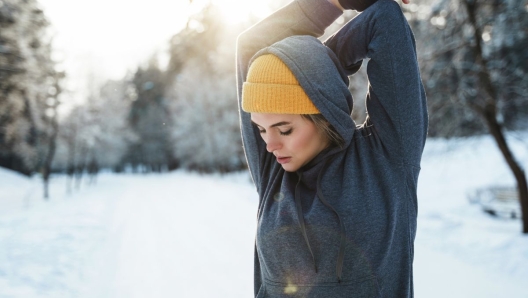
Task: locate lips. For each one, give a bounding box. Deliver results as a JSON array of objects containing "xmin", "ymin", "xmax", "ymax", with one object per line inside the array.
[{"xmin": 276, "ymin": 156, "xmax": 292, "ymax": 164}]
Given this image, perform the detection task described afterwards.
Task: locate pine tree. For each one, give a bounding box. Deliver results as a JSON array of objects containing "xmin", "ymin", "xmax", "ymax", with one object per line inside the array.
[
  {"xmin": 0, "ymin": 0, "xmax": 61, "ymax": 179},
  {"xmin": 126, "ymin": 58, "xmax": 174, "ymax": 172}
]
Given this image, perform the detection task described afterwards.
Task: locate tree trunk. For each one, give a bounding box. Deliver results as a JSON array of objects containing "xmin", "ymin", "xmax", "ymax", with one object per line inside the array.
[
  {"xmin": 464, "ymin": 0, "xmax": 528, "ymax": 233},
  {"xmin": 482, "ymin": 106, "xmax": 528, "ymax": 233},
  {"xmin": 42, "ymin": 108, "xmax": 58, "ymax": 200}
]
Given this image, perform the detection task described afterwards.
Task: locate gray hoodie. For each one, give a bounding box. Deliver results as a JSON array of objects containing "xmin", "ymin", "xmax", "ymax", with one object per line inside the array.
[{"xmin": 236, "ymin": 0, "xmax": 428, "ymax": 297}]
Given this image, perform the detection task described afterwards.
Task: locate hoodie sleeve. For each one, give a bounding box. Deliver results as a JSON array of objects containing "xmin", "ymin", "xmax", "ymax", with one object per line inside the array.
[
  {"xmin": 324, "ymin": 0, "xmax": 428, "ymax": 166},
  {"xmin": 236, "ymin": 0, "xmax": 342, "ymax": 190}
]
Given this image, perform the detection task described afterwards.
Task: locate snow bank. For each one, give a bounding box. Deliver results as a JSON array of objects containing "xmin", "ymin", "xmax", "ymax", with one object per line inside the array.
[
  {"xmin": 414, "ymin": 133, "xmax": 528, "ymax": 297},
  {"xmin": 0, "ymin": 168, "xmax": 41, "ymax": 215}
]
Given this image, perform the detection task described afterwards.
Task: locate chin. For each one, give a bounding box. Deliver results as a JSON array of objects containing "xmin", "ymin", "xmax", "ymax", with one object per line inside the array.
[{"xmin": 281, "ymin": 163, "xmax": 299, "ymax": 172}]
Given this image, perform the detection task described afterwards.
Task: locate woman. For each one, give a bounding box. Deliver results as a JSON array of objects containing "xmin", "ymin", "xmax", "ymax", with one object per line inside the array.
[{"xmin": 236, "ymin": 0, "xmax": 428, "ymax": 296}]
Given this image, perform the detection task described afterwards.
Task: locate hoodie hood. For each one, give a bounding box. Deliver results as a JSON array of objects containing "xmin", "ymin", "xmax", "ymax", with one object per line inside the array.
[{"xmin": 249, "ymin": 35, "xmax": 356, "ymax": 148}]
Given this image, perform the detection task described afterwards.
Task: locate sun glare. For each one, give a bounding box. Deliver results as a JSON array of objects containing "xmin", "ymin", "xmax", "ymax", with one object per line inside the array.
[{"xmin": 192, "ymin": 0, "xmax": 274, "ymax": 25}]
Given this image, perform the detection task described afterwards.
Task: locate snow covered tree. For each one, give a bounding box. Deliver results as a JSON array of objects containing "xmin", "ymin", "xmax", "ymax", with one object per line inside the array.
[
  {"xmin": 170, "ymin": 61, "xmax": 245, "ymax": 172},
  {"xmin": 0, "ymin": 0, "xmax": 63, "ymax": 199},
  {"xmin": 409, "ymin": 0, "xmax": 528, "ymax": 232},
  {"xmin": 410, "ymin": 0, "xmax": 528, "ymax": 137},
  {"xmin": 165, "ymin": 5, "xmax": 246, "ymax": 172},
  {"xmin": 95, "ymin": 79, "xmax": 138, "ymax": 171},
  {"xmin": 54, "ymin": 78, "xmax": 136, "ymax": 188},
  {"xmin": 41, "ymin": 71, "xmax": 63, "ymax": 198},
  {"xmin": 126, "ymin": 59, "xmax": 174, "ymax": 172},
  {"xmin": 54, "ymin": 105, "xmax": 87, "ymax": 191}
]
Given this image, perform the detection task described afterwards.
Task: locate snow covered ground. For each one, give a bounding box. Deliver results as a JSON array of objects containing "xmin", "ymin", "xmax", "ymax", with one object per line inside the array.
[{"xmin": 1, "ymin": 134, "xmax": 528, "ymax": 298}]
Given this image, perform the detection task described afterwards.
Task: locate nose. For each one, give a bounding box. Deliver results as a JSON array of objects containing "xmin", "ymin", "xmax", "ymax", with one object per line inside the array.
[{"xmin": 264, "ymin": 134, "xmax": 282, "ymax": 153}]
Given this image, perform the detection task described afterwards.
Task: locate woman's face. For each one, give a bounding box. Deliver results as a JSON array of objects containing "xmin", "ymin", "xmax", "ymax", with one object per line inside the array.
[{"xmin": 251, "ymin": 113, "xmax": 329, "ymax": 172}]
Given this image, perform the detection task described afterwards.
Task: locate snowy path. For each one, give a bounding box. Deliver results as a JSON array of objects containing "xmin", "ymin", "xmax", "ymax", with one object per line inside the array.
[
  {"xmin": 414, "ymin": 245, "xmax": 524, "ymax": 298},
  {"xmin": 0, "ymin": 175, "xmax": 117, "ymax": 298},
  {"xmin": 97, "ymin": 174, "xmax": 258, "ymax": 298}
]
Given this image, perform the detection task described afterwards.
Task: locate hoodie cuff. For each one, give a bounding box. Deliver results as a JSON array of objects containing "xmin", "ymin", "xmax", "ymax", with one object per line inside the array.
[{"xmin": 297, "ymin": 0, "xmax": 343, "ymax": 32}]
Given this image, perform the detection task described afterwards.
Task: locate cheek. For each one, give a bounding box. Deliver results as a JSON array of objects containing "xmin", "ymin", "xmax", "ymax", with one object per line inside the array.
[{"xmin": 289, "ymin": 128, "xmax": 316, "ymax": 155}]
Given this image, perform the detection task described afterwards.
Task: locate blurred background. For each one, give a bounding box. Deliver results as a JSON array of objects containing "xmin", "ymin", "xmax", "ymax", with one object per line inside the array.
[{"xmin": 0, "ymin": 0, "xmax": 527, "ymax": 297}]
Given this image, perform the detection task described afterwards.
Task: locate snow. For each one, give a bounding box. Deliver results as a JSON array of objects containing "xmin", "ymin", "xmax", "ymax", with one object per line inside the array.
[{"xmin": 1, "ymin": 134, "xmax": 528, "ymax": 298}]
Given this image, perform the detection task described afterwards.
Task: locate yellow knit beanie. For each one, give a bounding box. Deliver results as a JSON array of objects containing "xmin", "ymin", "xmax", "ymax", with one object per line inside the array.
[{"xmin": 242, "ymin": 54, "xmax": 320, "ymax": 114}]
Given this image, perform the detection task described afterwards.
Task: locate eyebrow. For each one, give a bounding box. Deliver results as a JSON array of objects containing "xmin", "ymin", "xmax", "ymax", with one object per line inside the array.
[{"xmin": 251, "ymin": 120, "xmax": 291, "ymax": 128}]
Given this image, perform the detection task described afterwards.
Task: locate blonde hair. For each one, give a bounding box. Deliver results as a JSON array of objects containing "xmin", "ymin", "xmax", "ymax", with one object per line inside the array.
[{"xmin": 302, "ymin": 114, "xmax": 344, "ymax": 149}]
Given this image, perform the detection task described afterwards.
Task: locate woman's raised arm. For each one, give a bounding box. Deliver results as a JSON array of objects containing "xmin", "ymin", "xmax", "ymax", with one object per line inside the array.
[
  {"xmin": 237, "ymin": 0, "xmax": 343, "ymax": 81},
  {"xmin": 324, "ymin": 0, "xmax": 427, "ymax": 165}
]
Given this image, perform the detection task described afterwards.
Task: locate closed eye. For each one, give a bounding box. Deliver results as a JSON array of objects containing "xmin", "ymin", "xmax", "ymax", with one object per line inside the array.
[
  {"xmin": 256, "ymin": 128, "xmax": 291, "ymax": 135},
  {"xmin": 280, "ymin": 129, "xmax": 293, "ymax": 136},
  {"xmin": 251, "ymin": 120, "xmax": 292, "ymax": 135}
]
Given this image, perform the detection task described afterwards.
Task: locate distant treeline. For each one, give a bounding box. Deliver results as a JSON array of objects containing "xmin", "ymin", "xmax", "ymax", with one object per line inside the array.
[{"xmin": 1, "ymin": 0, "xmax": 528, "ymax": 178}]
